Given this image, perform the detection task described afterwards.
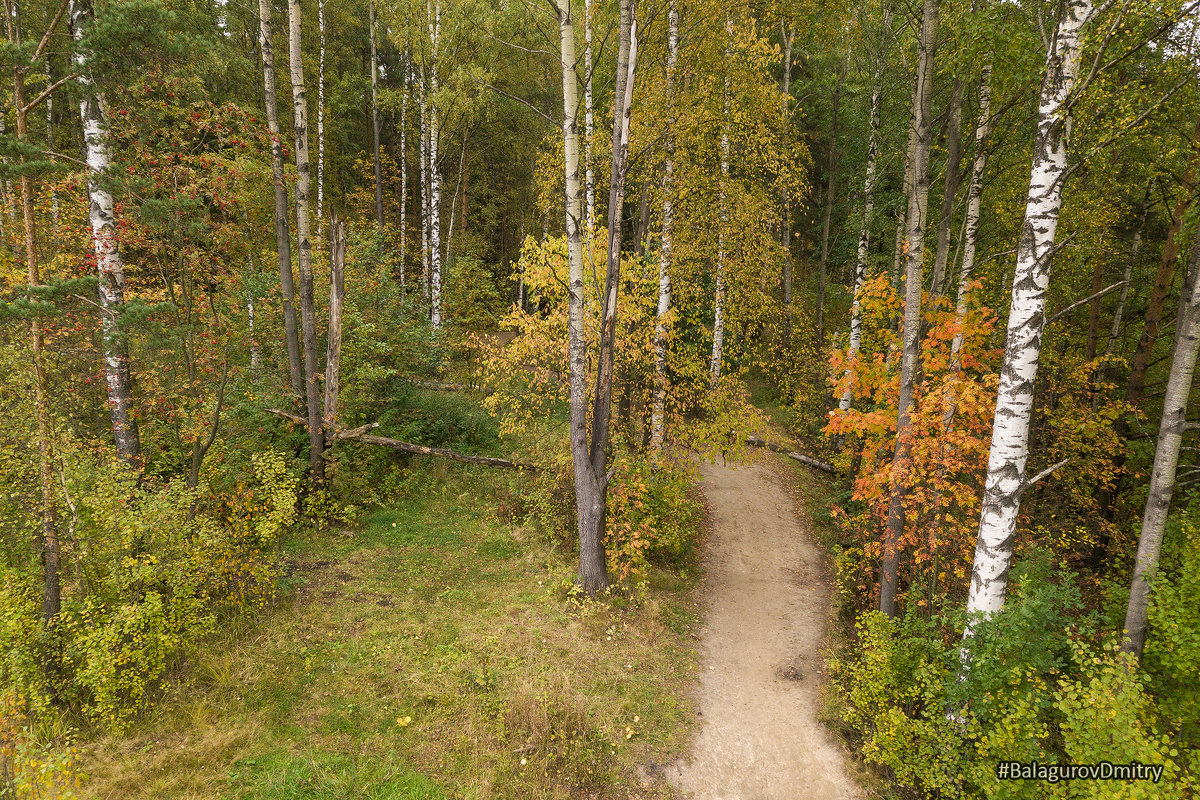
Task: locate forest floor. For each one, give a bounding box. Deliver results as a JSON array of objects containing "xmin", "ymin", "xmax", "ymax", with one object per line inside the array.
[
  {"xmin": 666, "ymin": 457, "xmax": 864, "ymax": 800},
  {"xmin": 74, "ymin": 463, "xmax": 702, "ymax": 799}
]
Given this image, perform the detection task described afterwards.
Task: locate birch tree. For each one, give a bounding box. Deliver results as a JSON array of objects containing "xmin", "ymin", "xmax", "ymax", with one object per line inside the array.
[
  {"xmin": 650, "ymin": 0, "xmax": 678, "ymax": 451},
  {"xmin": 257, "ymin": 0, "xmax": 304, "ymax": 401},
  {"xmin": 370, "ymin": 0, "xmax": 385, "ymax": 229},
  {"xmin": 879, "ymin": 0, "xmax": 939, "ymax": 617},
  {"xmin": 1121, "ymin": 222, "xmax": 1200, "ymax": 661},
  {"xmin": 288, "ymin": 0, "xmax": 325, "ymax": 485},
  {"xmin": 70, "ymin": 0, "xmax": 140, "ymax": 468},
  {"xmin": 317, "ymin": 0, "xmax": 326, "ymax": 222},
  {"xmin": 428, "ymin": 0, "xmax": 443, "ymax": 328},
  {"xmin": 709, "ymin": 14, "xmax": 731, "ymax": 384},
  {"xmin": 949, "ymin": 62, "xmax": 991, "ymax": 369},
  {"xmin": 964, "ymin": 0, "xmax": 1097, "ymax": 628}
]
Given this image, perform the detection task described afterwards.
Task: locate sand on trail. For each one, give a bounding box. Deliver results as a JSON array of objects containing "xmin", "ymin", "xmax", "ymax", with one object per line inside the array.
[{"xmin": 667, "ymin": 459, "xmax": 864, "ymax": 800}]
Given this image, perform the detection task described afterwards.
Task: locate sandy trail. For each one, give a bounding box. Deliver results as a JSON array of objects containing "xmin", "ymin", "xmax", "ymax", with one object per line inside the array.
[{"xmin": 668, "ymin": 459, "xmax": 863, "ymax": 800}]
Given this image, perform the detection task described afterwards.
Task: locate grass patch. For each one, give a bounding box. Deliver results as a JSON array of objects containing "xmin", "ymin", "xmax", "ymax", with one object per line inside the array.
[{"xmin": 73, "ymin": 464, "xmax": 702, "ymax": 799}]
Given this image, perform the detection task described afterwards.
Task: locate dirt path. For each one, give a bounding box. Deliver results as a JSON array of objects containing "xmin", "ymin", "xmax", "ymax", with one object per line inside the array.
[{"xmin": 668, "ymin": 459, "xmax": 863, "ymax": 800}]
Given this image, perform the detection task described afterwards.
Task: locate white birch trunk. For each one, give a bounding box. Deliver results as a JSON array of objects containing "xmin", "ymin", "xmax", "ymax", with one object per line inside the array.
[
  {"xmin": 428, "ymin": 0, "xmax": 442, "ymax": 328},
  {"xmin": 400, "ymin": 66, "xmax": 409, "ymax": 293},
  {"xmin": 584, "ymin": 0, "xmax": 595, "ymax": 231},
  {"xmin": 1121, "ymin": 223, "xmax": 1200, "ymax": 659},
  {"xmin": 71, "ymin": 0, "xmax": 140, "ymax": 466},
  {"xmin": 369, "ymin": 0, "xmax": 384, "ymax": 228},
  {"xmin": 709, "ymin": 15, "xmax": 731, "ymax": 385},
  {"xmin": 950, "ymin": 62, "xmax": 992, "ymax": 368},
  {"xmin": 419, "ymin": 69, "xmax": 430, "ymax": 300},
  {"xmin": 650, "ymin": 0, "xmax": 677, "ymax": 450},
  {"xmin": 317, "ymin": 0, "xmax": 326, "ymax": 222},
  {"xmin": 248, "ymin": 293, "xmax": 260, "ymax": 376},
  {"xmin": 965, "ymin": 0, "xmax": 1094, "ymax": 628},
  {"xmin": 839, "ymin": 6, "xmax": 891, "ymax": 414}
]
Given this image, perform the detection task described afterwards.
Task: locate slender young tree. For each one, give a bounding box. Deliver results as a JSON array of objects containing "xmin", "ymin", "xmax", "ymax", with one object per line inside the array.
[
  {"xmin": 779, "ymin": 21, "xmax": 795, "ymax": 349},
  {"xmin": 879, "ymin": 0, "xmax": 939, "ymax": 617},
  {"xmin": 400, "ymin": 60, "xmax": 409, "ymax": 292},
  {"xmin": 949, "ymin": 62, "xmax": 992, "ymax": 368},
  {"xmin": 5, "ymin": 0, "xmax": 69, "ymax": 622},
  {"xmin": 817, "ymin": 50, "xmax": 848, "ymax": 343},
  {"xmin": 650, "ymin": 0, "xmax": 678, "ymax": 451},
  {"xmin": 710, "ymin": 14, "xmax": 731, "ymax": 384},
  {"xmin": 257, "ymin": 0, "xmax": 304, "ymax": 401},
  {"xmin": 287, "ymin": 0, "xmax": 325, "ymax": 485},
  {"xmin": 584, "ymin": 0, "xmax": 595, "ymax": 230},
  {"xmin": 1121, "ymin": 224, "xmax": 1200, "ymax": 661},
  {"xmin": 70, "ymin": 0, "xmax": 140, "ymax": 468},
  {"xmin": 317, "ymin": 0, "xmax": 326, "ymax": 222},
  {"xmin": 324, "ymin": 220, "xmax": 347, "ymax": 430},
  {"xmin": 963, "ymin": 0, "xmax": 1096, "ymax": 629},
  {"xmin": 428, "ymin": 0, "xmax": 443, "ymax": 327},
  {"xmin": 1104, "ymin": 182, "xmax": 1151, "ymax": 359},
  {"xmin": 839, "ymin": 3, "xmax": 891, "ymax": 414},
  {"xmin": 369, "ymin": 0, "xmax": 384, "ymax": 229},
  {"xmin": 930, "ymin": 77, "xmax": 964, "ymax": 298}
]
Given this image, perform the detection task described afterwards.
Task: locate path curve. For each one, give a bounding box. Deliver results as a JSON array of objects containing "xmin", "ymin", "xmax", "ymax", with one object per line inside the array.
[{"xmin": 668, "ymin": 459, "xmax": 863, "ymax": 800}]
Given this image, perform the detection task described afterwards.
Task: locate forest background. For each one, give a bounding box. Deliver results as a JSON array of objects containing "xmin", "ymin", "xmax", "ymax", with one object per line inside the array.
[{"xmin": 0, "ymin": 0, "xmax": 1199, "ymax": 796}]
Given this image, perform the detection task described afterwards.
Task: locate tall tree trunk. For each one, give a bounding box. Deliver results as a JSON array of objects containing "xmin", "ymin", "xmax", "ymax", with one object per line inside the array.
[
  {"xmin": 317, "ymin": 0, "xmax": 325, "ymax": 222},
  {"xmin": 419, "ymin": 68, "xmax": 430, "ymax": 298},
  {"xmin": 710, "ymin": 14, "xmax": 731, "ymax": 384},
  {"xmin": 71, "ymin": 0, "xmax": 140, "ymax": 468},
  {"xmin": 400, "ymin": 64, "xmax": 409, "ymax": 293},
  {"xmin": 950, "ymin": 62, "xmax": 992, "ymax": 369},
  {"xmin": 324, "ymin": 220, "xmax": 346, "ymax": 430},
  {"xmin": 892, "ymin": 73, "xmax": 919, "ymax": 290},
  {"xmin": 257, "ymin": 0, "xmax": 304, "ymax": 401},
  {"xmin": 817, "ymin": 51, "xmax": 848, "ymax": 344},
  {"xmin": 582, "ymin": 0, "xmax": 636, "ymax": 593},
  {"xmin": 428, "ymin": 0, "xmax": 443, "ymax": 328},
  {"xmin": 583, "ymin": 0, "xmax": 595, "ymax": 231},
  {"xmin": 1104, "ymin": 182, "xmax": 1151, "ymax": 359},
  {"xmin": 930, "ymin": 77, "xmax": 964, "ymax": 298},
  {"xmin": 369, "ymin": 0, "xmax": 384, "ymax": 229},
  {"xmin": 7, "ymin": 0, "xmax": 66, "ymax": 623},
  {"xmin": 839, "ymin": 4, "xmax": 891, "ymax": 414},
  {"xmin": 287, "ymin": 0, "xmax": 325, "ymax": 486},
  {"xmin": 964, "ymin": 0, "xmax": 1094, "ymax": 630},
  {"xmin": 879, "ymin": 0, "xmax": 939, "ymax": 617},
  {"xmin": 650, "ymin": 0, "xmax": 677, "ymax": 452},
  {"xmin": 1121, "ymin": 223, "xmax": 1200, "ymax": 660},
  {"xmin": 779, "ymin": 23, "xmax": 794, "ymax": 350}
]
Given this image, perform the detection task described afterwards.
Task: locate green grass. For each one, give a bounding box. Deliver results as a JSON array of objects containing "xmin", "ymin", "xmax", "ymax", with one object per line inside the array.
[{"xmin": 74, "ymin": 466, "xmax": 702, "ymax": 800}]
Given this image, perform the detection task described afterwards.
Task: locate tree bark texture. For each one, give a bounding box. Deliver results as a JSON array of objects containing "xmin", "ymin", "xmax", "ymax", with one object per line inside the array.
[
  {"xmin": 930, "ymin": 77, "xmax": 964, "ymax": 298},
  {"xmin": 965, "ymin": 0, "xmax": 1094, "ymax": 627},
  {"xmin": 369, "ymin": 0, "xmax": 384, "ymax": 228},
  {"xmin": 257, "ymin": 0, "xmax": 304, "ymax": 401},
  {"xmin": 710, "ymin": 14, "xmax": 731, "ymax": 384},
  {"xmin": 879, "ymin": 0, "xmax": 939, "ymax": 617},
  {"xmin": 650, "ymin": 0, "xmax": 678, "ymax": 451}
]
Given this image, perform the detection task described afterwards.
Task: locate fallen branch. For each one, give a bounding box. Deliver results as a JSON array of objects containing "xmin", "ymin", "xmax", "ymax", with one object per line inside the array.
[
  {"xmin": 745, "ymin": 435, "xmax": 838, "ymax": 475},
  {"xmin": 347, "ymin": 433, "xmax": 540, "ymax": 471},
  {"xmin": 266, "ymin": 408, "xmax": 537, "ymax": 471}
]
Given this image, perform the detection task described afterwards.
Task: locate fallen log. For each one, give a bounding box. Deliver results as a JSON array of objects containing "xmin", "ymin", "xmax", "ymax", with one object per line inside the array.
[
  {"xmin": 266, "ymin": 408, "xmax": 538, "ymax": 471},
  {"xmin": 745, "ymin": 435, "xmax": 837, "ymax": 475}
]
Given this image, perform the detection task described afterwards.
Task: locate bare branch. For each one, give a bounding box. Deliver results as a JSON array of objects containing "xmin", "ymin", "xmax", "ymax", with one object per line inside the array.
[{"xmin": 1046, "ymin": 280, "xmax": 1127, "ymax": 325}]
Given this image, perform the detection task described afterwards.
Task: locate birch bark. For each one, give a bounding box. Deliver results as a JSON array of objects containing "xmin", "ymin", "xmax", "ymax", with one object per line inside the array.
[
  {"xmin": 287, "ymin": 0, "xmax": 325, "ymax": 485},
  {"xmin": 1121, "ymin": 222, "xmax": 1200, "ymax": 660},
  {"xmin": 965, "ymin": 0, "xmax": 1095, "ymax": 626},
  {"xmin": 369, "ymin": 0, "xmax": 384, "ymax": 229},
  {"xmin": 839, "ymin": 5, "xmax": 891, "ymax": 414},
  {"xmin": 317, "ymin": 0, "xmax": 325, "ymax": 221},
  {"xmin": 257, "ymin": 0, "xmax": 304, "ymax": 401},
  {"xmin": 950, "ymin": 63, "xmax": 992, "ymax": 369},
  {"xmin": 429, "ymin": 0, "xmax": 443, "ymax": 328},
  {"xmin": 710, "ymin": 14, "xmax": 731, "ymax": 384},
  {"xmin": 650, "ymin": 0, "xmax": 677, "ymax": 451},
  {"xmin": 71, "ymin": 0, "xmax": 140, "ymax": 467},
  {"xmin": 879, "ymin": 0, "xmax": 939, "ymax": 617},
  {"xmin": 584, "ymin": 0, "xmax": 595, "ymax": 231}
]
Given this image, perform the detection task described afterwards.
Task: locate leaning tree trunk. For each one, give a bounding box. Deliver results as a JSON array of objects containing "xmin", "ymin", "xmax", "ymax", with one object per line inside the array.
[
  {"xmin": 650, "ymin": 0, "xmax": 678, "ymax": 451},
  {"xmin": 839, "ymin": 4, "xmax": 891, "ymax": 414},
  {"xmin": 369, "ymin": 0, "xmax": 384, "ymax": 229},
  {"xmin": 257, "ymin": 0, "xmax": 304, "ymax": 401},
  {"xmin": 710, "ymin": 14, "xmax": 731, "ymax": 385},
  {"xmin": 287, "ymin": 0, "xmax": 325, "ymax": 486},
  {"xmin": 1121, "ymin": 222, "xmax": 1200, "ymax": 661},
  {"xmin": 930, "ymin": 77, "xmax": 964, "ymax": 298},
  {"xmin": 964, "ymin": 0, "xmax": 1094, "ymax": 631},
  {"xmin": 71, "ymin": 0, "xmax": 140, "ymax": 468},
  {"xmin": 879, "ymin": 0, "xmax": 939, "ymax": 617}
]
